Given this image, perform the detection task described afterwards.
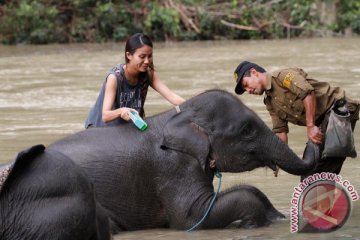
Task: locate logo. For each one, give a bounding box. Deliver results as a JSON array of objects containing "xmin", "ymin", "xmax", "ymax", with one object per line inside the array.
[
  {"xmin": 283, "ymin": 72, "xmax": 294, "ymax": 89},
  {"xmin": 290, "ymin": 173, "xmax": 358, "ymax": 233}
]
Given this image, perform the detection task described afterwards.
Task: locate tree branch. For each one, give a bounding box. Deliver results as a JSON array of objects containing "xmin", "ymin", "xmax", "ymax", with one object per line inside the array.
[{"xmin": 220, "ymin": 19, "xmax": 259, "ymax": 31}]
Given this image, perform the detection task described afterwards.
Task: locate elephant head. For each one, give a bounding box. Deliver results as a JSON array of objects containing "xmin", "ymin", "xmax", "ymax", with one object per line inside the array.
[{"xmin": 161, "ymin": 90, "xmax": 319, "ymax": 175}]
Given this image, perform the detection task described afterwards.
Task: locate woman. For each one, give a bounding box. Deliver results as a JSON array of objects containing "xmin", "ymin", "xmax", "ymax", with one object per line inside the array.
[{"xmin": 85, "ymin": 33, "xmax": 185, "ymax": 128}]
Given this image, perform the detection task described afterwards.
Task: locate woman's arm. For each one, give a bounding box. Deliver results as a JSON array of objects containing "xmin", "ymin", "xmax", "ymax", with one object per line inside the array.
[
  {"xmin": 102, "ymin": 74, "xmax": 133, "ymax": 122},
  {"xmin": 150, "ymin": 71, "xmax": 185, "ymax": 105}
]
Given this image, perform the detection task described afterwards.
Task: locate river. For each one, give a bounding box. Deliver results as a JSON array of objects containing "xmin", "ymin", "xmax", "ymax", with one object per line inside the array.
[{"xmin": 0, "ymin": 38, "xmax": 359, "ymax": 239}]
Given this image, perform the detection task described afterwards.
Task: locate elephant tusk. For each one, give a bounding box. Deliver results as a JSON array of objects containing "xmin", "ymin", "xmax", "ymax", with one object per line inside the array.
[
  {"xmin": 209, "ymin": 159, "xmax": 216, "ymax": 169},
  {"xmin": 273, "ymin": 165, "xmax": 279, "ymax": 177}
]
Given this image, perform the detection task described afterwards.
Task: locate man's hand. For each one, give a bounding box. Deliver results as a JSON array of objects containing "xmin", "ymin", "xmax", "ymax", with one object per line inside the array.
[
  {"xmin": 307, "ymin": 125, "xmax": 324, "ymax": 144},
  {"xmin": 303, "ymin": 91, "xmax": 323, "ymax": 144}
]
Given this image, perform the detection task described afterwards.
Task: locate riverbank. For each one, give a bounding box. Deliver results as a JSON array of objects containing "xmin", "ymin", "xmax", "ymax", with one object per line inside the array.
[{"xmin": 1, "ymin": 0, "xmax": 359, "ymax": 44}]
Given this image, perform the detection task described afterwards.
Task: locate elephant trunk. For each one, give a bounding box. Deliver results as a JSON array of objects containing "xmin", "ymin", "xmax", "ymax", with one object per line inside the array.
[{"xmin": 267, "ymin": 134, "xmax": 320, "ymax": 175}]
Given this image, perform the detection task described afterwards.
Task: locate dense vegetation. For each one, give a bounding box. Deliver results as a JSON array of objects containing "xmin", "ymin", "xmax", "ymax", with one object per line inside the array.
[{"xmin": 0, "ymin": 0, "xmax": 359, "ymax": 44}]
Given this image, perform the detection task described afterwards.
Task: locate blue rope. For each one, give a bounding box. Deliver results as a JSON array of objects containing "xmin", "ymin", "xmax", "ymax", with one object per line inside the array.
[{"xmin": 186, "ymin": 171, "xmax": 222, "ymax": 232}]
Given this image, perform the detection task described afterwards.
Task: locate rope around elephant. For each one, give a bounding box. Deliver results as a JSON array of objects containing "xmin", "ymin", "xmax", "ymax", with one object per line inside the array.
[{"xmin": 186, "ymin": 171, "xmax": 222, "ymax": 232}]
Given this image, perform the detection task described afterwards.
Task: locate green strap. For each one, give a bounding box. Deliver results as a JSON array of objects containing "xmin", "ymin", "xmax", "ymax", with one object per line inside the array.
[{"xmin": 186, "ymin": 171, "xmax": 222, "ymax": 232}]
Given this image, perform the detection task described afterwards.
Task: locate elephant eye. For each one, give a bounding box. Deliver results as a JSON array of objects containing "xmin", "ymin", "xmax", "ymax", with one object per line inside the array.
[
  {"xmin": 240, "ymin": 122, "xmax": 255, "ymax": 138},
  {"xmin": 242, "ymin": 125, "xmax": 252, "ymax": 135}
]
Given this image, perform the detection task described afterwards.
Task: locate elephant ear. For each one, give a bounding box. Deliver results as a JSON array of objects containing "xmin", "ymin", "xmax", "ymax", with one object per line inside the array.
[
  {"xmin": 0, "ymin": 144, "xmax": 45, "ymax": 193},
  {"xmin": 160, "ymin": 110, "xmax": 210, "ymax": 172},
  {"xmin": 13, "ymin": 144, "xmax": 46, "ymax": 170}
]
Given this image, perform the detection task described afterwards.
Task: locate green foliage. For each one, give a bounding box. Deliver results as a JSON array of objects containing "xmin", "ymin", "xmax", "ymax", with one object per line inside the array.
[
  {"xmin": 0, "ymin": 0, "xmax": 58, "ymax": 44},
  {"xmin": 336, "ymin": 0, "xmax": 360, "ymax": 34},
  {"xmin": 0, "ymin": 0, "xmax": 358, "ymax": 45},
  {"xmin": 144, "ymin": 2, "xmax": 180, "ymax": 41}
]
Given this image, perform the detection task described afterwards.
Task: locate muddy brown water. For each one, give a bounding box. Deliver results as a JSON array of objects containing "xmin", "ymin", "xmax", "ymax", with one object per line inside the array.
[{"xmin": 0, "ymin": 38, "xmax": 359, "ymax": 239}]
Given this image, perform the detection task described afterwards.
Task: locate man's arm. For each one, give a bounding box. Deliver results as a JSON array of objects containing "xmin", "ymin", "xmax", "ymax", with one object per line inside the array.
[
  {"xmin": 276, "ymin": 132, "xmax": 288, "ymax": 144},
  {"xmin": 303, "ymin": 91, "xmax": 324, "ymax": 144}
]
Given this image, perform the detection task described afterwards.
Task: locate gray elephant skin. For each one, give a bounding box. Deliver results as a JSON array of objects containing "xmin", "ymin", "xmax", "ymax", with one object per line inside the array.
[
  {"xmin": 50, "ymin": 90, "xmax": 319, "ymax": 233},
  {"xmin": 0, "ymin": 145, "xmax": 111, "ymax": 240},
  {"xmin": 0, "ymin": 90, "xmax": 319, "ymax": 238}
]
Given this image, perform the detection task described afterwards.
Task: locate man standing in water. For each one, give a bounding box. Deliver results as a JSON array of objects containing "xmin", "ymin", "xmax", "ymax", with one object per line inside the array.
[{"xmin": 232, "ymin": 61, "xmax": 359, "ymax": 178}]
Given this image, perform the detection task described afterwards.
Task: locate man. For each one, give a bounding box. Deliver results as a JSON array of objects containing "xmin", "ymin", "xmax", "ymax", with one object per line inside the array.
[{"xmin": 233, "ymin": 61, "xmax": 359, "ymax": 177}]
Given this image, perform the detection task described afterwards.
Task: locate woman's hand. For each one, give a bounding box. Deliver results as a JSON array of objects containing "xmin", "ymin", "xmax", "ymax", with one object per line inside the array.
[{"xmin": 119, "ymin": 108, "xmax": 138, "ymax": 121}]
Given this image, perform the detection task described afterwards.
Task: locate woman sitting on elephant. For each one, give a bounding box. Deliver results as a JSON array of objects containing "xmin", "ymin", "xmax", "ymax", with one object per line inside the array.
[{"xmin": 85, "ymin": 33, "xmax": 185, "ymax": 128}]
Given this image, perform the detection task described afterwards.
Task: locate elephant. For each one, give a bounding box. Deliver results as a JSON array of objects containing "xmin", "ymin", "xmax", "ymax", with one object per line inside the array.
[
  {"xmin": 46, "ymin": 89, "xmax": 320, "ymax": 233},
  {"xmin": 0, "ymin": 145, "xmax": 111, "ymax": 240}
]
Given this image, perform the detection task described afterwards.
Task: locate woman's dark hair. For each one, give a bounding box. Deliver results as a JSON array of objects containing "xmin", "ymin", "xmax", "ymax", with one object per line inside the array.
[{"xmin": 125, "ymin": 33, "xmax": 153, "ymax": 65}]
